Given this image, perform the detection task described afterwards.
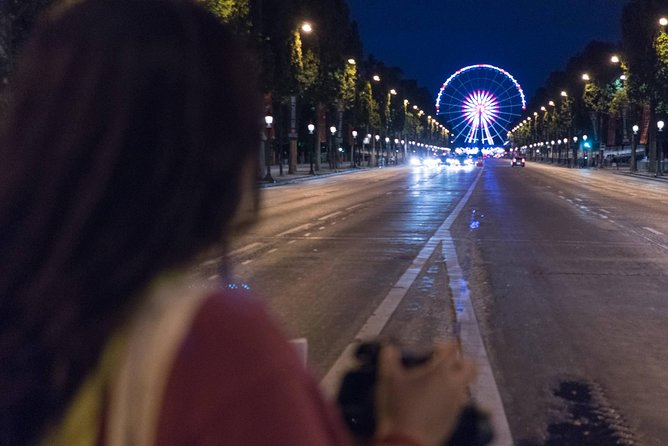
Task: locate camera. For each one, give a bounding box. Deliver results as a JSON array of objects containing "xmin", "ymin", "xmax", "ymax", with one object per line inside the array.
[{"xmin": 336, "ymin": 341, "xmax": 494, "ymax": 446}]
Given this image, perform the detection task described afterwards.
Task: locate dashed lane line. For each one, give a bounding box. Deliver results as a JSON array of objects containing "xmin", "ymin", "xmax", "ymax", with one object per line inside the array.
[
  {"xmin": 643, "ymin": 227, "xmax": 664, "ymax": 236},
  {"xmin": 229, "ymin": 242, "xmax": 263, "ymax": 256},
  {"xmin": 277, "ymin": 223, "xmax": 312, "ymax": 237},
  {"xmin": 318, "ymin": 211, "xmax": 342, "ymax": 221}
]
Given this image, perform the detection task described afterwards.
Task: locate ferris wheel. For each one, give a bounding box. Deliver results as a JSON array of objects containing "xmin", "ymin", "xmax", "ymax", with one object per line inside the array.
[{"xmin": 435, "ymin": 64, "xmax": 526, "ymax": 147}]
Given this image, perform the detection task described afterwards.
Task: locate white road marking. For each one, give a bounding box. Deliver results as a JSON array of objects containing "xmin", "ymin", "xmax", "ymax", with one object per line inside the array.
[
  {"xmin": 318, "ymin": 211, "xmax": 342, "ymax": 221},
  {"xmin": 574, "ymin": 198, "xmax": 583, "ymax": 202},
  {"xmin": 346, "ymin": 204, "xmax": 363, "ymax": 211},
  {"xmin": 319, "ymin": 226, "xmax": 326, "ymax": 230},
  {"xmin": 229, "ymin": 242, "xmax": 262, "ymax": 256},
  {"xmin": 321, "ymin": 167, "xmax": 513, "ymax": 446},
  {"xmin": 304, "ymin": 233, "xmax": 312, "ymax": 237},
  {"xmin": 207, "ymin": 274, "xmax": 219, "ymax": 281},
  {"xmin": 599, "ymin": 209, "xmax": 611, "ymax": 214},
  {"xmin": 643, "ymin": 227, "xmax": 664, "ymax": 235},
  {"xmin": 200, "ymin": 257, "xmax": 222, "ymax": 267},
  {"xmin": 241, "ymin": 260, "xmax": 252, "ymax": 265},
  {"xmin": 267, "ymin": 248, "xmax": 278, "ymax": 254},
  {"xmin": 287, "ymin": 240, "xmax": 297, "ymax": 244},
  {"xmin": 277, "ymin": 223, "xmax": 312, "ymax": 237}
]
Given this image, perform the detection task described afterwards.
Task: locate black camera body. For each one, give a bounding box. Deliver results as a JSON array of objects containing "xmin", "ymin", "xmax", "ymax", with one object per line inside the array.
[{"xmin": 336, "ymin": 342, "xmax": 494, "ymax": 446}]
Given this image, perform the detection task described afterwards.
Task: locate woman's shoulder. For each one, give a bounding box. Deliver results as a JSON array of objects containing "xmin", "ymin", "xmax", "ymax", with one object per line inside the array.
[{"xmin": 154, "ymin": 287, "xmax": 350, "ymax": 445}]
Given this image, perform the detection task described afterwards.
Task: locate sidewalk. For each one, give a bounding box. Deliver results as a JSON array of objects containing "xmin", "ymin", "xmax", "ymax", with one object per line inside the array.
[
  {"xmin": 601, "ymin": 165, "xmax": 668, "ymax": 183},
  {"xmin": 532, "ymin": 159, "xmax": 668, "ymax": 184},
  {"xmin": 257, "ymin": 162, "xmax": 373, "ymax": 187}
]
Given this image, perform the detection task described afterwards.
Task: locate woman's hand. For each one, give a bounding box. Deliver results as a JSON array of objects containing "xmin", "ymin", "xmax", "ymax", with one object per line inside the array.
[{"xmin": 374, "ymin": 342, "xmax": 476, "ymax": 446}]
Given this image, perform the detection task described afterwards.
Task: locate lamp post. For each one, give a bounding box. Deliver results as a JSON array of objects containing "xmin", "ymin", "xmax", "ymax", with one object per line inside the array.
[
  {"xmin": 264, "ymin": 114, "xmax": 275, "ymax": 182},
  {"xmin": 308, "ymin": 123, "xmax": 316, "ymax": 175},
  {"xmin": 657, "ymin": 120, "xmax": 664, "ymax": 177},
  {"xmin": 631, "ymin": 124, "xmax": 639, "ymax": 172},
  {"xmin": 374, "ymin": 134, "xmax": 380, "ymax": 166},
  {"xmin": 583, "ymin": 134, "xmax": 589, "ymax": 167},
  {"xmin": 351, "ymin": 130, "xmax": 358, "ymax": 167},
  {"xmin": 329, "ymin": 125, "xmax": 337, "ymax": 170}
]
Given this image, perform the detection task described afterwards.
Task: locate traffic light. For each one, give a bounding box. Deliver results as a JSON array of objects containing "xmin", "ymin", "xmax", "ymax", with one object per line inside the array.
[{"xmin": 584, "ymin": 150, "xmax": 588, "ymax": 160}]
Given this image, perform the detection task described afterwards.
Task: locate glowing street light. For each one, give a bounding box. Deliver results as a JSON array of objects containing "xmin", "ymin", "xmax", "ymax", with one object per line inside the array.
[
  {"xmin": 631, "ymin": 124, "xmax": 640, "ymax": 171},
  {"xmin": 329, "ymin": 126, "xmax": 337, "ymax": 169},
  {"xmin": 351, "ymin": 130, "xmax": 358, "ymax": 167},
  {"xmin": 263, "ymin": 114, "xmax": 274, "ymax": 182},
  {"xmin": 307, "ymin": 123, "xmax": 316, "ymax": 175},
  {"xmin": 582, "ymin": 73, "xmax": 590, "ymax": 81},
  {"xmin": 347, "ymin": 58, "xmax": 356, "ymax": 65},
  {"xmin": 560, "ymin": 91, "xmax": 568, "ymax": 97},
  {"xmin": 373, "ymin": 75, "xmax": 381, "ymax": 82},
  {"xmin": 660, "ymin": 17, "xmax": 668, "ymax": 27},
  {"xmin": 301, "ymin": 22, "xmax": 313, "ymax": 33},
  {"xmin": 611, "ymin": 55, "xmax": 620, "ymax": 64},
  {"xmin": 657, "ymin": 121, "xmax": 664, "ymax": 176},
  {"xmin": 548, "ymin": 100, "xmax": 555, "ymax": 107}
]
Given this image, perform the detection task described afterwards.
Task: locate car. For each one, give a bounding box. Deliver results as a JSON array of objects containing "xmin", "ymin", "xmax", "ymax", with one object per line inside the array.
[{"xmin": 510, "ymin": 154, "xmax": 525, "ymax": 167}]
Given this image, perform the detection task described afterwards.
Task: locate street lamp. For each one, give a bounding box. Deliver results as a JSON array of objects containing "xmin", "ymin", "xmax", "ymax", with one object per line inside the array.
[
  {"xmin": 582, "ymin": 73, "xmax": 590, "ymax": 81},
  {"xmin": 308, "ymin": 123, "xmax": 316, "ymax": 175},
  {"xmin": 301, "ymin": 22, "xmax": 313, "ymax": 33},
  {"xmin": 657, "ymin": 120, "xmax": 665, "ymax": 176},
  {"xmin": 329, "ymin": 125, "xmax": 337, "ymax": 170},
  {"xmin": 351, "ymin": 130, "xmax": 358, "ymax": 167},
  {"xmin": 631, "ymin": 124, "xmax": 639, "ymax": 172},
  {"xmin": 660, "ymin": 17, "xmax": 668, "ymax": 27},
  {"xmin": 264, "ymin": 114, "xmax": 274, "ymax": 182}
]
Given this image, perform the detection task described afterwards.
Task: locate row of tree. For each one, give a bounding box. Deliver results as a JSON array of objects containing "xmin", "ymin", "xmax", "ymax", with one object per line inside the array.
[
  {"xmin": 510, "ymin": 0, "xmax": 668, "ymax": 171},
  {"xmin": 0, "ymin": 0, "xmax": 447, "ymax": 174}
]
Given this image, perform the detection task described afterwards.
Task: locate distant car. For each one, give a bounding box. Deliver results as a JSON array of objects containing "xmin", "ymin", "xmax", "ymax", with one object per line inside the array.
[{"xmin": 510, "ymin": 155, "xmax": 525, "ymax": 167}]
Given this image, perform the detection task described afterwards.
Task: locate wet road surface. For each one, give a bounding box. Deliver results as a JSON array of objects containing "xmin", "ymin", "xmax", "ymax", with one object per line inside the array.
[{"xmin": 195, "ymin": 159, "xmax": 668, "ymax": 445}]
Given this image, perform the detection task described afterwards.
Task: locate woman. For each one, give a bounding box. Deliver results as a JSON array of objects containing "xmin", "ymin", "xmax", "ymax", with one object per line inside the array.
[{"xmin": 0, "ymin": 1, "xmax": 474, "ymax": 445}]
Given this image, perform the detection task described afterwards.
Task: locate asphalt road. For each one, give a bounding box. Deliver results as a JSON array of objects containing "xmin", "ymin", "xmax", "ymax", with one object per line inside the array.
[
  {"xmin": 195, "ymin": 159, "xmax": 668, "ymax": 445},
  {"xmin": 452, "ymin": 159, "xmax": 668, "ymax": 445}
]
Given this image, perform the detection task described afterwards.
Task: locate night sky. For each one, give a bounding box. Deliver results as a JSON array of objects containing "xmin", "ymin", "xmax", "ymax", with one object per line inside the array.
[{"xmin": 348, "ymin": 0, "xmax": 628, "ymax": 105}]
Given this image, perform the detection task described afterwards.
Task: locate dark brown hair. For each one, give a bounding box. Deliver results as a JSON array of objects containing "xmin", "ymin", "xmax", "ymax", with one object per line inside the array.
[{"xmin": 0, "ymin": 1, "xmax": 261, "ymax": 443}]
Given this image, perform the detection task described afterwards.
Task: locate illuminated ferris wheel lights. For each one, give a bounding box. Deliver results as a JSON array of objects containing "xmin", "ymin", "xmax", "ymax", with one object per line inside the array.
[{"xmin": 436, "ymin": 64, "xmax": 525, "ymax": 146}]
